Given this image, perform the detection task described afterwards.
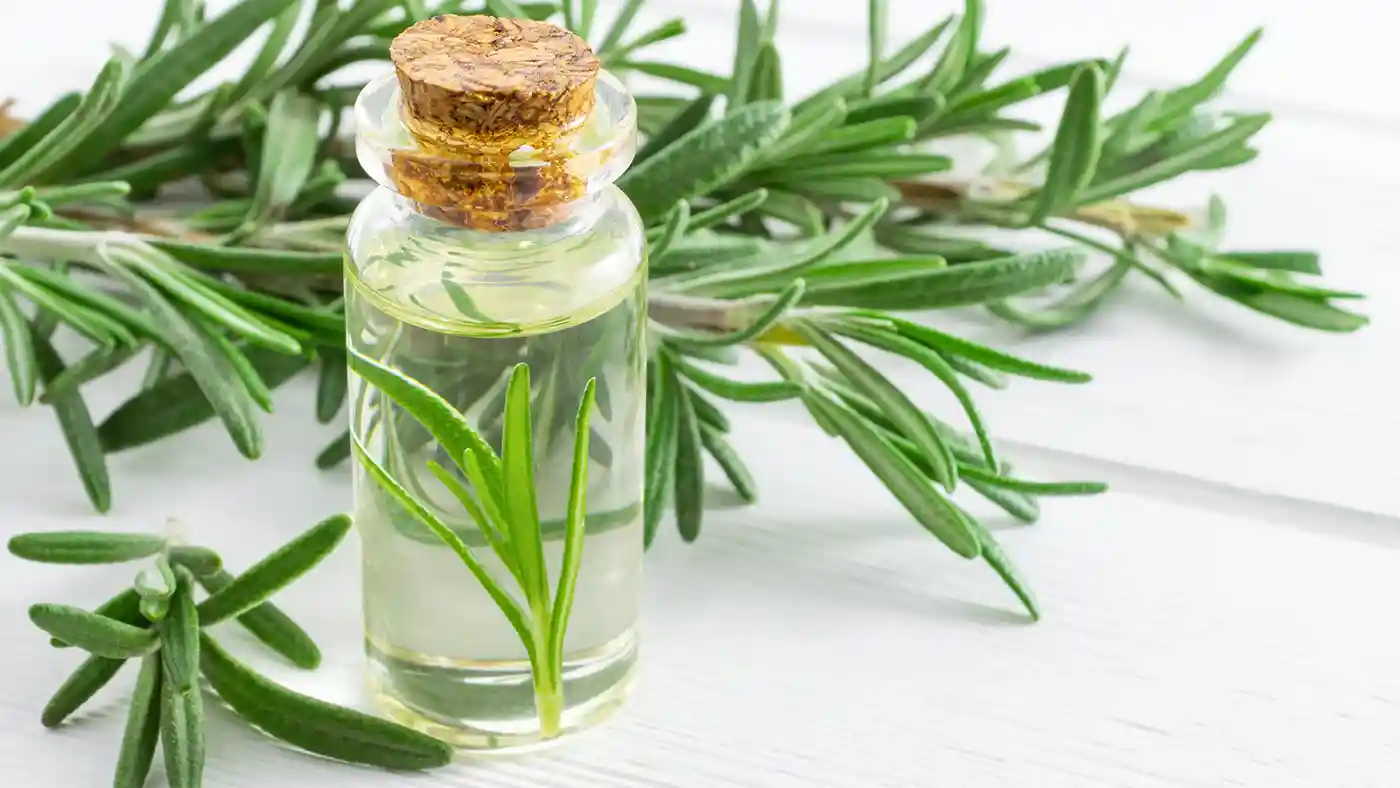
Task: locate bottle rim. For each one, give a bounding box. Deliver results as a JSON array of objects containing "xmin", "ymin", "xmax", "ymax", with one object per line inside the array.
[{"xmin": 353, "ymin": 69, "xmax": 637, "ymax": 208}]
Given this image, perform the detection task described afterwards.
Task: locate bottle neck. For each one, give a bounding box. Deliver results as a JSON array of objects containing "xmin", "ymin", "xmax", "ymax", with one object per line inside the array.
[{"xmin": 391, "ymin": 185, "xmax": 610, "ymax": 242}]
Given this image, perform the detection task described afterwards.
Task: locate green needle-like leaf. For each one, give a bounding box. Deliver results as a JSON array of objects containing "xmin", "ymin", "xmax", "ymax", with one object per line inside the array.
[
  {"xmin": 795, "ymin": 15, "xmax": 951, "ymax": 114},
  {"xmin": 316, "ymin": 350, "xmax": 348, "ymax": 424},
  {"xmin": 643, "ymin": 354, "xmax": 680, "ymax": 547},
  {"xmin": 673, "ymin": 383, "xmax": 705, "ymax": 542},
  {"xmin": 113, "ymin": 653, "xmax": 163, "ymax": 788},
  {"xmin": 41, "ymin": 654, "xmax": 128, "ymax": 728},
  {"xmin": 832, "ymin": 319, "xmax": 999, "ymax": 471},
  {"xmin": 672, "ymin": 354, "xmax": 802, "ymax": 403},
  {"xmin": 237, "ymin": 91, "xmax": 322, "ymax": 237},
  {"xmin": 1029, "ymin": 63, "xmax": 1103, "ymax": 225},
  {"xmin": 989, "ymin": 259, "xmax": 1131, "ymax": 330},
  {"xmin": 683, "ymin": 197, "xmax": 888, "ymax": 296},
  {"xmin": 64, "ymin": 0, "xmax": 302, "ymax": 175},
  {"xmin": 804, "ymin": 393, "xmax": 980, "ymax": 558},
  {"xmin": 619, "ymin": 100, "xmax": 789, "ymax": 224},
  {"xmin": 160, "ymin": 567, "xmax": 201, "ymax": 692},
  {"xmin": 727, "ymin": 0, "xmax": 763, "ymax": 110},
  {"xmin": 1217, "ymin": 250, "xmax": 1321, "ymax": 276},
  {"xmin": 966, "ymin": 477, "xmax": 1041, "ymax": 523},
  {"xmin": 0, "ymin": 93, "xmax": 80, "ymax": 172},
  {"xmin": 0, "ymin": 285, "xmax": 35, "ymax": 407},
  {"xmin": 684, "ymin": 189, "xmax": 769, "ymax": 233},
  {"xmin": 597, "ymin": 0, "xmax": 646, "ymax": 55},
  {"xmin": 921, "ymin": 0, "xmax": 982, "ymax": 96},
  {"xmin": 9, "ymin": 531, "xmax": 164, "ymax": 565},
  {"xmin": 804, "ymin": 247, "xmax": 1084, "ymax": 310},
  {"xmin": 968, "ymin": 517, "xmax": 1039, "ymax": 620},
  {"xmin": 865, "ymin": 0, "xmax": 885, "ymax": 96},
  {"xmin": 201, "ymin": 633, "xmax": 454, "ymax": 769},
  {"xmin": 159, "ymin": 660, "xmax": 204, "ymax": 788},
  {"xmin": 699, "ymin": 423, "xmax": 758, "ymax": 503},
  {"xmin": 38, "ymin": 344, "xmax": 145, "ymax": 406},
  {"xmin": 167, "ymin": 546, "xmax": 223, "ymax": 578},
  {"xmin": 648, "ymin": 202, "xmax": 691, "ymax": 263},
  {"xmin": 485, "ymin": 0, "xmax": 530, "ymax": 18},
  {"xmin": 502, "ymin": 363, "xmax": 551, "ymax": 616},
  {"xmin": 888, "ymin": 317, "xmax": 1091, "ymax": 383},
  {"xmin": 29, "ymin": 604, "xmax": 160, "ymax": 658},
  {"xmin": 624, "ymin": 61, "xmax": 729, "ymax": 94},
  {"xmin": 547, "ymin": 378, "xmax": 595, "ymax": 677},
  {"xmin": 0, "ymin": 57, "xmax": 128, "ymax": 187},
  {"xmin": 51, "ymin": 588, "xmax": 145, "ymax": 649},
  {"xmin": 755, "ymin": 97, "xmax": 847, "ymax": 165},
  {"xmin": 347, "ymin": 346, "xmax": 502, "ymax": 490},
  {"xmin": 94, "ymin": 246, "xmax": 269, "ymax": 459},
  {"xmin": 198, "ymin": 513, "xmax": 352, "ymax": 625},
  {"xmin": 98, "ymin": 346, "xmax": 307, "ymax": 454},
  {"xmin": 160, "ymin": 566, "xmax": 205, "ymax": 788},
  {"xmin": 1078, "ymin": 113, "xmax": 1271, "ymax": 205},
  {"xmin": 638, "ymin": 94, "xmax": 715, "ymax": 164},
  {"xmin": 353, "ymin": 439, "xmax": 536, "ymax": 656},
  {"xmin": 195, "ymin": 566, "xmax": 321, "ymax": 669},
  {"xmin": 666, "ymin": 280, "xmax": 806, "ymax": 347},
  {"xmin": 958, "ymin": 465, "xmax": 1107, "ymax": 495},
  {"xmin": 796, "ymin": 320, "xmax": 959, "ymax": 491},
  {"xmin": 0, "ymin": 264, "xmax": 130, "ymax": 348},
  {"xmin": 804, "ymin": 117, "xmax": 915, "ymax": 156}
]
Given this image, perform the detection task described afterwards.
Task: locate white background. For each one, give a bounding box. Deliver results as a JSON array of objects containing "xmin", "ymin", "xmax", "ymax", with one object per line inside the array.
[{"xmin": 1, "ymin": 2, "xmax": 1397, "ymax": 786}]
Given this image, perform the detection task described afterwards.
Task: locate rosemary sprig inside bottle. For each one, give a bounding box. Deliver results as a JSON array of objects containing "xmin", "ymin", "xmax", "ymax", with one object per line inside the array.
[
  {"xmin": 352, "ymin": 352, "xmax": 599, "ymax": 739},
  {"xmin": 9, "ymin": 517, "xmax": 454, "ymax": 788}
]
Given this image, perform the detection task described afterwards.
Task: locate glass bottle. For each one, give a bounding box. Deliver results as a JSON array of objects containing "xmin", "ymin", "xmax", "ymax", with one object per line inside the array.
[{"xmin": 344, "ymin": 16, "xmax": 645, "ymax": 751}]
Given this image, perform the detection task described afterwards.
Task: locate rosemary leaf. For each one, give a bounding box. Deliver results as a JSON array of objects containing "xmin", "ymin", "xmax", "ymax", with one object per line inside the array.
[
  {"xmin": 197, "ymin": 514, "xmax": 352, "ymax": 626},
  {"xmin": 699, "ymin": 423, "xmax": 758, "ymax": 503},
  {"xmin": 672, "ymin": 383, "xmax": 705, "ymax": 542},
  {"xmin": 547, "ymin": 379, "xmax": 596, "ymax": 673},
  {"xmin": 643, "ymin": 353, "xmax": 680, "ymax": 546},
  {"xmin": 9, "ymin": 531, "xmax": 163, "ymax": 565},
  {"xmin": 619, "ymin": 100, "xmax": 789, "ymax": 224},
  {"xmin": 29, "ymin": 604, "xmax": 160, "ymax": 659},
  {"xmin": 1029, "ymin": 63, "xmax": 1103, "ymax": 224},
  {"xmin": 196, "ymin": 567, "xmax": 321, "ymax": 669},
  {"xmin": 200, "ymin": 633, "xmax": 454, "ymax": 770},
  {"xmin": 804, "ymin": 392, "xmax": 980, "ymax": 558},
  {"xmin": 41, "ymin": 654, "xmax": 128, "ymax": 728},
  {"xmin": 112, "ymin": 653, "xmax": 162, "ymax": 788},
  {"xmin": 65, "ymin": 0, "xmax": 302, "ymax": 175}
]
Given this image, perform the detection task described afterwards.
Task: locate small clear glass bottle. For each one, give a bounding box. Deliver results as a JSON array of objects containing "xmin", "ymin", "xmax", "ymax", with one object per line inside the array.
[{"xmin": 344, "ymin": 16, "xmax": 645, "ymax": 751}]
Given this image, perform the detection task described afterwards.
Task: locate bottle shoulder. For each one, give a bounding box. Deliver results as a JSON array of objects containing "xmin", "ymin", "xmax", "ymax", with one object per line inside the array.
[{"xmin": 347, "ymin": 186, "xmax": 645, "ymax": 334}]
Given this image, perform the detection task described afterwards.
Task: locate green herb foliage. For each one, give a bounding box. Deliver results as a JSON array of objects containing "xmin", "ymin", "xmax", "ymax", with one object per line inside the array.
[
  {"xmin": 0, "ymin": 0, "xmax": 1363, "ymax": 647},
  {"xmin": 12, "ymin": 515, "xmax": 451, "ymax": 784},
  {"xmin": 351, "ymin": 352, "xmax": 598, "ymax": 737}
]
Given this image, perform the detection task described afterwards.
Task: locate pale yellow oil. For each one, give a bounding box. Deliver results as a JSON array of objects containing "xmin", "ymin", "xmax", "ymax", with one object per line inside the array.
[{"xmin": 345, "ymin": 199, "xmax": 646, "ymax": 749}]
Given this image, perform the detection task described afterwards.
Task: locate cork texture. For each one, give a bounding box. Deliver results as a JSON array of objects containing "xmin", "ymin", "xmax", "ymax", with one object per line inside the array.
[
  {"xmin": 385, "ymin": 15, "xmax": 600, "ymax": 231},
  {"xmin": 390, "ymin": 14, "xmax": 599, "ymax": 152}
]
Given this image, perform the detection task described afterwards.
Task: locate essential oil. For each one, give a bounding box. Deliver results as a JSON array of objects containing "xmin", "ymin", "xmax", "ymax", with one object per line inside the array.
[{"xmin": 345, "ymin": 16, "xmax": 646, "ymax": 750}]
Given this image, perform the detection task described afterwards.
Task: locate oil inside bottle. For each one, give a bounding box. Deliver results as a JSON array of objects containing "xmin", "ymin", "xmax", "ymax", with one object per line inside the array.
[{"xmin": 346, "ymin": 196, "xmax": 645, "ymax": 749}]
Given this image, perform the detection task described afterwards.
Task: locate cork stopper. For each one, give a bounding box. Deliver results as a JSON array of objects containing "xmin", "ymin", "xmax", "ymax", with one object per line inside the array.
[
  {"xmin": 391, "ymin": 15, "xmax": 600, "ymax": 153},
  {"xmin": 381, "ymin": 16, "xmax": 602, "ymax": 231}
]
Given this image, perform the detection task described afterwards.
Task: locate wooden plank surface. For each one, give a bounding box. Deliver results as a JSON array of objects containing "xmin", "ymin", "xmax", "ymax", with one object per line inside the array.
[{"xmin": 2, "ymin": 2, "xmax": 1397, "ymax": 786}]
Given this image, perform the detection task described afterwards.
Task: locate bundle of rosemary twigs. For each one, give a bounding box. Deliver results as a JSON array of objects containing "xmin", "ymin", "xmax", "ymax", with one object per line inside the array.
[
  {"xmin": 9, "ymin": 517, "xmax": 457, "ymax": 787},
  {"xmin": 0, "ymin": 0, "xmax": 1366, "ymax": 749}
]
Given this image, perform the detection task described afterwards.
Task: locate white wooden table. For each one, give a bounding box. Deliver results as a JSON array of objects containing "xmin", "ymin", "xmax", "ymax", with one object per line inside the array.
[{"xmin": 2, "ymin": 3, "xmax": 1397, "ymax": 786}]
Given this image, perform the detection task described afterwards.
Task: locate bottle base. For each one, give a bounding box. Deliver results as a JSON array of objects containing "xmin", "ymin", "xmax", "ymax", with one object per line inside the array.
[{"xmin": 365, "ymin": 629, "xmax": 638, "ymax": 752}]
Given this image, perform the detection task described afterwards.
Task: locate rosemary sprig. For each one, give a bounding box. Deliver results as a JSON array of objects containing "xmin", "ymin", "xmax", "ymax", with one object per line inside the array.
[
  {"xmin": 0, "ymin": 0, "xmax": 1365, "ymax": 625},
  {"xmin": 8, "ymin": 517, "xmax": 454, "ymax": 785},
  {"xmin": 350, "ymin": 349, "xmax": 597, "ymax": 736}
]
